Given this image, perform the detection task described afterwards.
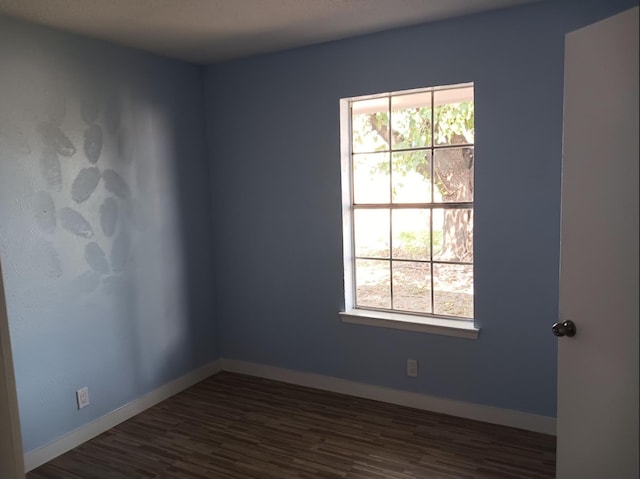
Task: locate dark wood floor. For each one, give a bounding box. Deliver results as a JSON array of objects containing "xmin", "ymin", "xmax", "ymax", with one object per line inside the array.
[{"xmin": 28, "ymin": 372, "xmax": 556, "ymax": 479}]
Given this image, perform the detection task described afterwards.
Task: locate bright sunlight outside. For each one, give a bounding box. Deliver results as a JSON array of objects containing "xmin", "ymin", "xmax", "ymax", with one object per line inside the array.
[{"xmin": 348, "ymin": 84, "xmax": 474, "ymax": 319}]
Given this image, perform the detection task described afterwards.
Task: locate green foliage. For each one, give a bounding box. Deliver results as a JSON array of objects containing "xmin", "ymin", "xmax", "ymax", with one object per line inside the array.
[
  {"xmin": 352, "ymin": 100, "xmax": 473, "ymax": 183},
  {"xmin": 394, "ymin": 230, "xmax": 443, "ymax": 256},
  {"xmin": 392, "ymin": 150, "xmax": 429, "ymax": 178},
  {"xmin": 356, "ymin": 229, "xmax": 443, "ymax": 260},
  {"xmin": 396, "ymin": 230, "xmax": 428, "ymax": 256},
  {"xmin": 352, "ymin": 102, "xmax": 473, "ymax": 150},
  {"xmin": 434, "ymin": 102, "xmax": 474, "ymax": 145},
  {"xmin": 392, "ymin": 106, "xmax": 432, "ymax": 149},
  {"xmin": 352, "ymin": 112, "xmax": 388, "ymax": 152}
]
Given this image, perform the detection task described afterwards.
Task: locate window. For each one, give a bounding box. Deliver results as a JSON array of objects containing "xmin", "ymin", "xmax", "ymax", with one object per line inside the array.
[{"xmin": 340, "ymin": 83, "xmax": 477, "ymax": 337}]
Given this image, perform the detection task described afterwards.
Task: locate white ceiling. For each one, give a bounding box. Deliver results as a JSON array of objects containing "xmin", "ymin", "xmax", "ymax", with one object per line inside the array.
[{"xmin": 0, "ymin": 0, "xmax": 543, "ymax": 64}]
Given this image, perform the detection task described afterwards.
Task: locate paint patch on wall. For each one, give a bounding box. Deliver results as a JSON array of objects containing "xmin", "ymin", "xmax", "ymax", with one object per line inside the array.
[
  {"xmin": 99, "ymin": 197, "xmax": 118, "ymax": 237},
  {"xmin": 37, "ymin": 122, "xmax": 76, "ymax": 157},
  {"xmin": 71, "ymin": 167, "xmax": 101, "ymax": 204},
  {"xmin": 83, "ymin": 125, "xmax": 103, "ymax": 164},
  {"xmin": 102, "ymin": 169, "xmax": 130, "ymax": 199},
  {"xmin": 59, "ymin": 207, "xmax": 93, "ymax": 239},
  {"xmin": 29, "ymin": 89, "xmax": 137, "ymax": 291},
  {"xmin": 85, "ymin": 242, "xmax": 109, "ymax": 274},
  {"xmin": 39, "ymin": 147, "xmax": 62, "ymax": 191}
]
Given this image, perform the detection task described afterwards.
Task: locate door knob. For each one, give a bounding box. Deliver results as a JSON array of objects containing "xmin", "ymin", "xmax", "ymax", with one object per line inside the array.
[{"xmin": 552, "ymin": 320, "xmax": 577, "ymax": 337}]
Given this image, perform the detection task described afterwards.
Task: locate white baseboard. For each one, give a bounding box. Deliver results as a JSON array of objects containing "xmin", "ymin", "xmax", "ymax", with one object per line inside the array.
[
  {"xmin": 24, "ymin": 357, "xmax": 556, "ymax": 472},
  {"xmin": 217, "ymin": 359, "xmax": 557, "ymax": 436},
  {"xmin": 23, "ymin": 359, "xmax": 224, "ymax": 472}
]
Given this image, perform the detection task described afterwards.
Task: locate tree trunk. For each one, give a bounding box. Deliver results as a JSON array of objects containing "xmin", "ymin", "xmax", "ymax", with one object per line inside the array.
[
  {"xmin": 432, "ymin": 134, "xmax": 473, "ymax": 262},
  {"xmin": 366, "ymin": 119, "xmax": 473, "ymax": 263}
]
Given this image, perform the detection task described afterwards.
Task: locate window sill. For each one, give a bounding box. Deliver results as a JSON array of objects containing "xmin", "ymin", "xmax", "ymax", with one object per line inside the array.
[{"xmin": 339, "ymin": 309, "xmax": 479, "ymax": 339}]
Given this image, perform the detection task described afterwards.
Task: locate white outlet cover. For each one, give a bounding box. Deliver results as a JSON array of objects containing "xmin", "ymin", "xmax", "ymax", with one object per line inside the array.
[
  {"xmin": 76, "ymin": 387, "xmax": 90, "ymax": 409},
  {"xmin": 407, "ymin": 359, "xmax": 418, "ymax": 377}
]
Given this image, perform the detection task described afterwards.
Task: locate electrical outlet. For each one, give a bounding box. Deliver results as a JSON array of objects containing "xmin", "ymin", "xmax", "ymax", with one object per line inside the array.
[
  {"xmin": 76, "ymin": 387, "xmax": 90, "ymax": 409},
  {"xmin": 407, "ymin": 359, "xmax": 418, "ymax": 377}
]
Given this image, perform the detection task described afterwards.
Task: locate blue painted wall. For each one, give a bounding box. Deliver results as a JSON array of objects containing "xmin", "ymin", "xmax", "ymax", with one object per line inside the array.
[
  {"xmin": 1, "ymin": 0, "xmax": 636, "ymax": 456},
  {"xmin": 0, "ymin": 17, "xmax": 216, "ymax": 451},
  {"xmin": 204, "ymin": 0, "xmax": 637, "ymax": 418}
]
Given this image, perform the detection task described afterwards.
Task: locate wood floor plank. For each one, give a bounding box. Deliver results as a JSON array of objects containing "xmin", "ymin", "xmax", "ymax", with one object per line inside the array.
[{"xmin": 28, "ymin": 372, "xmax": 556, "ymax": 478}]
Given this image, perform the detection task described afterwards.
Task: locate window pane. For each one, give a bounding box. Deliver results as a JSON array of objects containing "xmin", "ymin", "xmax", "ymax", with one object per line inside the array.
[
  {"xmin": 392, "ymin": 209, "xmax": 430, "ymax": 260},
  {"xmin": 355, "ymin": 259, "xmax": 390, "ymax": 309},
  {"xmin": 392, "ymin": 150, "xmax": 432, "ymax": 203},
  {"xmin": 391, "ymin": 92, "xmax": 432, "ymax": 149},
  {"xmin": 352, "ymin": 97, "xmax": 389, "ymax": 153},
  {"xmin": 353, "ymin": 153, "xmax": 389, "ymax": 204},
  {"xmin": 392, "ymin": 261, "xmax": 431, "ymax": 314},
  {"xmin": 433, "ymin": 147, "xmax": 473, "ymax": 203},
  {"xmin": 432, "ymin": 208, "xmax": 473, "ymax": 262},
  {"xmin": 433, "ymin": 263, "xmax": 473, "ymax": 318},
  {"xmin": 344, "ymin": 84, "xmax": 473, "ymax": 321},
  {"xmin": 354, "ymin": 209, "xmax": 389, "ymax": 258},
  {"xmin": 433, "ymin": 87, "xmax": 474, "ymax": 146}
]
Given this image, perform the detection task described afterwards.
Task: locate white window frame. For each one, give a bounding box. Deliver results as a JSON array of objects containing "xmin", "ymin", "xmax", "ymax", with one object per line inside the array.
[{"xmin": 339, "ymin": 84, "xmax": 479, "ymax": 339}]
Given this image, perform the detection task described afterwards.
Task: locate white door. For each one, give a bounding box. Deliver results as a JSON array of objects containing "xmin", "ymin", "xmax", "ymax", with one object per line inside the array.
[
  {"xmin": 557, "ymin": 6, "xmax": 639, "ymax": 479},
  {"xmin": 0, "ymin": 260, "xmax": 25, "ymax": 478}
]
